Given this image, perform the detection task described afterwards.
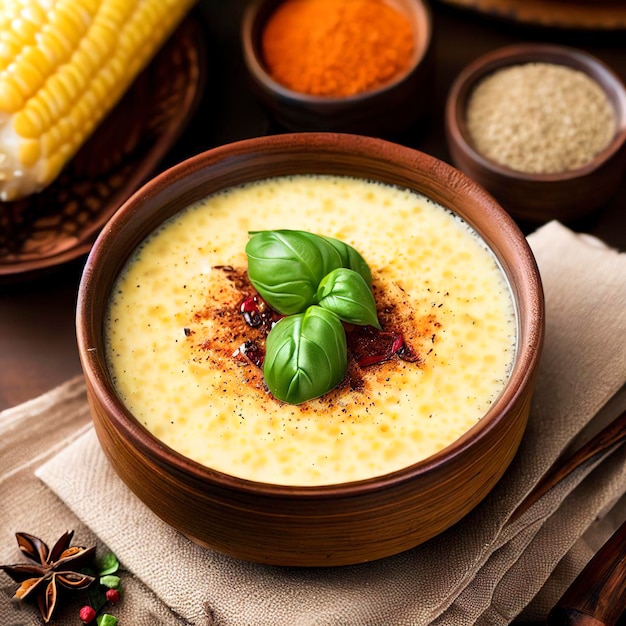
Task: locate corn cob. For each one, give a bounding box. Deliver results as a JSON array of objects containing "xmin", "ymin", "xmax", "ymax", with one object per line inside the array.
[{"xmin": 0, "ymin": 0, "xmax": 196, "ymax": 202}]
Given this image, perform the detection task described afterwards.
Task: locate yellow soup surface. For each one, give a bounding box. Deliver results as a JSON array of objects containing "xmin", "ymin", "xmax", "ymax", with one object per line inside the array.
[{"xmin": 106, "ymin": 175, "xmax": 517, "ymax": 486}]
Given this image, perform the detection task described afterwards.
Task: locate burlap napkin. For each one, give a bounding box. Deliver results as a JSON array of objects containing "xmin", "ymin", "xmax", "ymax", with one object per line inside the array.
[
  {"xmin": 0, "ymin": 377, "xmax": 187, "ymax": 625},
  {"xmin": 2, "ymin": 221, "xmax": 625, "ymax": 625}
]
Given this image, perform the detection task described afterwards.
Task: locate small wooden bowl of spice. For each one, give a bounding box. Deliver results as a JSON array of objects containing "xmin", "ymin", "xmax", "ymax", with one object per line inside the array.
[
  {"xmin": 445, "ymin": 44, "xmax": 626, "ymax": 224},
  {"xmin": 241, "ymin": 0, "xmax": 434, "ymax": 136}
]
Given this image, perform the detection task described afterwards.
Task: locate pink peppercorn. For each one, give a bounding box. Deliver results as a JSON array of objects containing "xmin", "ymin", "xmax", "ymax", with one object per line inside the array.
[
  {"xmin": 106, "ymin": 588, "xmax": 121, "ymax": 604},
  {"xmin": 79, "ymin": 605, "xmax": 96, "ymax": 623}
]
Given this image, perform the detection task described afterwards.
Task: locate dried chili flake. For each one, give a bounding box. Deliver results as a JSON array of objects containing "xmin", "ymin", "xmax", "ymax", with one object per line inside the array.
[
  {"xmin": 233, "ymin": 340, "xmax": 265, "ymax": 368},
  {"xmin": 347, "ymin": 326, "xmax": 416, "ymax": 368}
]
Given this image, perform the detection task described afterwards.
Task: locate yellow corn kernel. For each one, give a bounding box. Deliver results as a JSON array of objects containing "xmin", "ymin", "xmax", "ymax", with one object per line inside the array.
[
  {"xmin": 53, "ymin": 3, "xmax": 88, "ymax": 42},
  {"xmin": 10, "ymin": 18, "xmax": 38, "ymax": 44},
  {"xmin": 70, "ymin": 47, "xmax": 96, "ymax": 76},
  {"xmin": 17, "ymin": 96, "xmax": 54, "ymax": 136},
  {"xmin": 56, "ymin": 64, "xmax": 85, "ymax": 102},
  {"xmin": 20, "ymin": 46, "xmax": 53, "ymax": 81},
  {"xmin": 41, "ymin": 125, "xmax": 63, "ymax": 156},
  {"xmin": 73, "ymin": 0, "xmax": 101, "ymax": 14},
  {"xmin": 37, "ymin": 86, "xmax": 63, "ymax": 120},
  {"xmin": 38, "ymin": 29, "xmax": 72, "ymax": 64},
  {"xmin": 85, "ymin": 23, "xmax": 117, "ymax": 58},
  {"xmin": 98, "ymin": 0, "xmax": 133, "ymax": 28},
  {"xmin": 11, "ymin": 55, "xmax": 46, "ymax": 98},
  {"xmin": 44, "ymin": 73, "xmax": 73, "ymax": 111},
  {"xmin": 44, "ymin": 21, "xmax": 76, "ymax": 55},
  {"xmin": 0, "ymin": 41, "xmax": 22, "ymax": 71},
  {"xmin": 88, "ymin": 74, "xmax": 109, "ymax": 104},
  {"xmin": 71, "ymin": 97, "xmax": 93, "ymax": 130},
  {"xmin": 19, "ymin": 138, "xmax": 41, "ymax": 167},
  {"xmin": 76, "ymin": 37, "xmax": 104, "ymax": 69},
  {"xmin": 1, "ymin": 29, "xmax": 29, "ymax": 57},
  {"xmin": 20, "ymin": 4, "xmax": 49, "ymax": 29},
  {"xmin": 0, "ymin": 77, "xmax": 25, "ymax": 112},
  {"xmin": 0, "ymin": 0, "xmax": 197, "ymax": 202},
  {"xmin": 57, "ymin": 116, "xmax": 75, "ymax": 144},
  {"xmin": 14, "ymin": 107, "xmax": 42, "ymax": 138},
  {"xmin": 58, "ymin": 0, "xmax": 91, "ymax": 28}
]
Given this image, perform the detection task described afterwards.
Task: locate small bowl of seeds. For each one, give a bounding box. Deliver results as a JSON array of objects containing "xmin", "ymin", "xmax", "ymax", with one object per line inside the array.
[{"xmin": 445, "ymin": 43, "xmax": 626, "ymax": 224}]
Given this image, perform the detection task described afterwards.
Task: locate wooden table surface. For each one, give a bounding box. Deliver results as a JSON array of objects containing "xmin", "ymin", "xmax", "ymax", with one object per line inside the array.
[{"xmin": 1, "ymin": 0, "xmax": 625, "ymax": 414}]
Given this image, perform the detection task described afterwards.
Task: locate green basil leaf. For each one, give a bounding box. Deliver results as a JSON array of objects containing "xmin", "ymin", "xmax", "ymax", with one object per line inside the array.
[
  {"xmin": 100, "ymin": 575, "xmax": 121, "ymax": 589},
  {"xmin": 97, "ymin": 615, "xmax": 118, "ymax": 626},
  {"xmin": 317, "ymin": 268, "xmax": 381, "ymax": 329},
  {"xmin": 321, "ymin": 235, "xmax": 372, "ymax": 285},
  {"xmin": 264, "ymin": 306, "xmax": 347, "ymax": 404},
  {"xmin": 246, "ymin": 230, "xmax": 343, "ymax": 315},
  {"xmin": 97, "ymin": 552, "xmax": 119, "ymax": 576}
]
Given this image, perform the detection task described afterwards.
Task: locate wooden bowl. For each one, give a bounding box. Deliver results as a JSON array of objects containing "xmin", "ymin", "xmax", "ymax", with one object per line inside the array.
[
  {"xmin": 445, "ymin": 44, "xmax": 626, "ymax": 224},
  {"xmin": 76, "ymin": 133, "xmax": 544, "ymax": 567},
  {"xmin": 241, "ymin": 0, "xmax": 434, "ymax": 136}
]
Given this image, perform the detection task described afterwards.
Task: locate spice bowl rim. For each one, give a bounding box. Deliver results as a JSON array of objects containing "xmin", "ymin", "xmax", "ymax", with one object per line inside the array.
[
  {"xmin": 445, "ymin": 42, "xmax": 626, "ymax": 183},
  {"xmin": 77, "ymin": 132, "xmax": 544, "ymax": 566},
  {"xmin": 240, "ymin": 0, "xmax": 435, "ymax": 135},
  {"xmin": 241, "ymin": 0, "xmax": 433, "ymax": 104}
]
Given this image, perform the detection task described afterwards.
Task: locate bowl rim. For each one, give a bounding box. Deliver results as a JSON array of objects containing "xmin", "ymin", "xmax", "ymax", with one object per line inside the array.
[
  {"xmin": 77, "ymin": 132, "xmax": 544, "ymax": 499},
  {"xmin": 445, "ymin": 42, "xmax": 626, "ymax": 183},
  {"xmin": 240, "ymin": 0, "xmax": 433, "ymax": 104}
]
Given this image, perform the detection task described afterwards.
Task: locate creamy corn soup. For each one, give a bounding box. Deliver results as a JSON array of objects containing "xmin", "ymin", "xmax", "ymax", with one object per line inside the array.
[{"xmin": 106, "ymin": 175, "xmax": 517, "ymax": 486}]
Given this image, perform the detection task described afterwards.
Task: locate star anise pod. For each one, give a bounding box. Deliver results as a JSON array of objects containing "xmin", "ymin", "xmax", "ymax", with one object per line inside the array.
[{"xmin": 0, "ymin": 531, "xmax": 96, "ymax": 623}]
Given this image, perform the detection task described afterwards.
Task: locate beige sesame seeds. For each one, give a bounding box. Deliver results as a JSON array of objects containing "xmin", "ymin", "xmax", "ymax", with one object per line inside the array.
[{"xmin": 466, "ymin": 62, "xmax": 616, "ymax": 174}]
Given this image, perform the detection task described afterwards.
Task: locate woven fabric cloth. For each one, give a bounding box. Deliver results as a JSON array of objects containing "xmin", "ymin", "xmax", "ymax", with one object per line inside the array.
[{"xmin": 1, "ymin": 221, "xmax": 625, "ymax": 625}]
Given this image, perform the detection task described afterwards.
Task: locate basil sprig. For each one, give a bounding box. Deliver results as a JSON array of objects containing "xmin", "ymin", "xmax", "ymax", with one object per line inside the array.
[{"xmin": 246, "ymin": 230, "xmax": 380, "ymax": 404}]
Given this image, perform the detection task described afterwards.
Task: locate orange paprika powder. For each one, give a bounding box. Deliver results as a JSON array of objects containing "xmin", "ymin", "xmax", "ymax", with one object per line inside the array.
[{"xmin": 261, "ymin": 0, "xmax": 416, "ymax": 97}]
